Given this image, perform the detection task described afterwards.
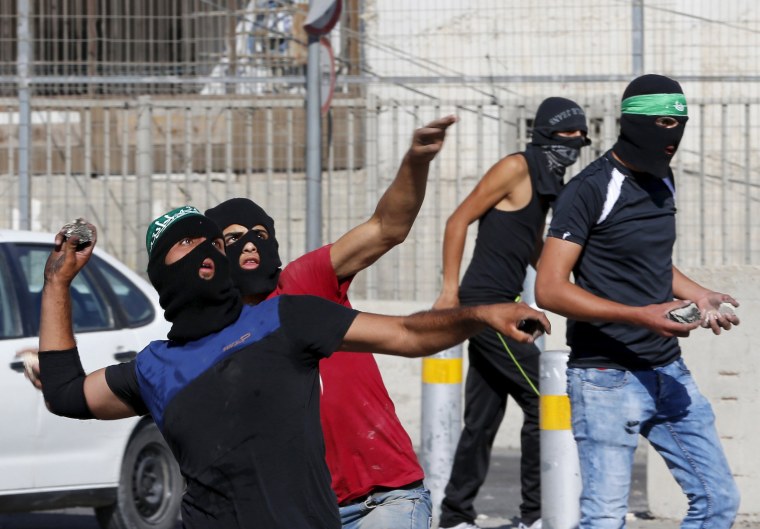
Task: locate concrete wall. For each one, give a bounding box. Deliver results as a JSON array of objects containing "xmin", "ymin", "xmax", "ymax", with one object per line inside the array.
[{"xmin": 353, "ymin": 266, "xmax": 759, "ymax": 520}]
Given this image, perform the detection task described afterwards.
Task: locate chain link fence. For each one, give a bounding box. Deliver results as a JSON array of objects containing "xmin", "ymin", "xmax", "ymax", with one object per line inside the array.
[{"xmin": 0, "ymin": 1, "xmax": 758, "ymax": 300}]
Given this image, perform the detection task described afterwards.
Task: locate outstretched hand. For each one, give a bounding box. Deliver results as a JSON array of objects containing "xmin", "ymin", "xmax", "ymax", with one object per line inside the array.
[
  {"xmin": 44, "ymin": 219, "xmax": 98, "ymax": 287},
  {"xmin": 695, "ymin": 292, "xmax": 740, "ymax": 335},
  {"xmin": 406, "ymin": 115, "xmax": 457, "ymax": 165},
  {"xmin": 482, "ymin": 302, "xmax": 552, "ymax": 344}
]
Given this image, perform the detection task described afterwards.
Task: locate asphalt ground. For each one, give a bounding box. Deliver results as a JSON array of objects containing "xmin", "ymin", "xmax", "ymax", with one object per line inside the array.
[
  {"xmin": 1, "ymin": 448, "xmax": 757, "ymax": 529},
  {"xmin": 456, "ymin": 448, "xmax": 758, "ymax": 529},
  {"xmin": 465, "ymin": 448, "xmax": 648, "ymax": 529}
]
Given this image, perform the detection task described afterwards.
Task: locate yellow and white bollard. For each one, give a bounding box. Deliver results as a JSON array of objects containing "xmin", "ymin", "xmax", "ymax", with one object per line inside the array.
[
  {"xmin": 539, "ymin": 349, "xmax": 581, "ymax": 529},
  {"xmin": 420, "ymin": 344, "xmax": 463, "ymax": 521}
]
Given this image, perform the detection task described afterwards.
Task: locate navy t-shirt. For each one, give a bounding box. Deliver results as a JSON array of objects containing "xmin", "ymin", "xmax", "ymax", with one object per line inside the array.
[
  {"xmin": 106, "ymin": 295, "xmax": 358, "ymax": 529},
  {"xmin": 547, "ymin": 151, "xmax": 681, "ymax": 369}
]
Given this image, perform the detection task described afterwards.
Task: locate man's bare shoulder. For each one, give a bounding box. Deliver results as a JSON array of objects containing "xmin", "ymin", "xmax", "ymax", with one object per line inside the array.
[
  {"xmin": 485, "ymin": 152, "xmax": 530, "ymax": 187},
  {"xmin": 484, "ymin": 153, "xmax": 531, "ymax": 194},
  {"xmin": 496, "ymin": 152, "xmax": 529, "ymax": 175}
]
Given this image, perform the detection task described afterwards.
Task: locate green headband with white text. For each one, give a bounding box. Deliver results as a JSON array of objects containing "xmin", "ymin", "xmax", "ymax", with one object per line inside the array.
[
  {"xmin": 145, "ymin": 206, "xmax": 203, "ymax": 255},
  {"xmin": 621, "ymin": 93, "xmax": 688, "ymax": 117}
]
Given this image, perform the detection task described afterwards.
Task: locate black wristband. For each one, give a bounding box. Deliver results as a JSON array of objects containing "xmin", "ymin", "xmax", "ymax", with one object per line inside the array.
[{"xmin": 39, "ymin": 347, "xmax": 94, "ymax": 420}]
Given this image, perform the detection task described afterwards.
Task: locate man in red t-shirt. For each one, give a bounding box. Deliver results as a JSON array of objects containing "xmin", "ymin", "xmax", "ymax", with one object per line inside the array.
[{"xmin": 205, "ymin": 116, "xmax": 456, "ymax": 528}]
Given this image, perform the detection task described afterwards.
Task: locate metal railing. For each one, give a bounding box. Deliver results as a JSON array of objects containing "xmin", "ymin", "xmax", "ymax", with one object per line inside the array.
[
  {"xmin": 1, "ymin": 95, "xmax": 757, "ymax": 301},
  {"xmin": 1, "ymin": 1, "xmax": 759, "ymax": 299}
]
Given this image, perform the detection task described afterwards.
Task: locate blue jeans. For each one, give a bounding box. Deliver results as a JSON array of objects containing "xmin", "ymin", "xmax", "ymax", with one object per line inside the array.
[
  {"xmin": 339, "ymin": 485, "xmax": 432, "ymax": 529},
  {"xmin": 567, "ymin": 358, "xmax": 739, "ymax": 529}
]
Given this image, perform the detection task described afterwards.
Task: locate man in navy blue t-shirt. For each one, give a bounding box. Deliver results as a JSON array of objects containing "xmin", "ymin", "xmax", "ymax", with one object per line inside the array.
[
  {"xmin": 37, "ymin": 207, "xmax": 551, "ymax": 529},
  {"xmin": 536, "ymin": 74, "xmax": 741, "ymax": 529}
]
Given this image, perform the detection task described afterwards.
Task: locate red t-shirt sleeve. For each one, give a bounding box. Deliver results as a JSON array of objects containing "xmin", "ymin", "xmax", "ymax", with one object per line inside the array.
[{"xmin": 270, "ymin": 244, "xmax": 353, "ymax": 305}]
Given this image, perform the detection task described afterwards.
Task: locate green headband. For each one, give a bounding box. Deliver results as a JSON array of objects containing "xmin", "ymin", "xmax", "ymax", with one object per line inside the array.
[
  {"xmin": 145, "ymin": 206, "xmax": 203, "ymax": 255},
  {"xmin": 621, "ymin": 93, "xmax": 687, "ymax": 117}
]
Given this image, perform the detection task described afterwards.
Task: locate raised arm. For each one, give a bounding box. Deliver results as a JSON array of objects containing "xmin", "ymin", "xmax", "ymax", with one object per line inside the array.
[
  {"xmin": 39, "ymin": 222, "xmax": 137, "ymax": 420},
  {"xmin": 330, "ymin": 115, "xmax": 457, "ymax": 281},
  {"xmin": 38, "ymin": 231, "xmax": 84, "ymax": 352},
  {"xmin": 341, "ymin": 302, "xmax": 551, "ymax": 358},
  {"xmin": 535, "ymin": 237, "xmax": 699, "ymax": 338},
  {"xmin": 434, "ymin": 154, "xmax": 530, "ymax": 309}
]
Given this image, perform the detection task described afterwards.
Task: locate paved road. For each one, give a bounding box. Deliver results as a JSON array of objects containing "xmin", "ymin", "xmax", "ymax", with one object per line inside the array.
[
  {"xmin": 0, "ymin": 510, "xmax": 100, "ymax": 529},
  {"xmin": 467, "ymin": 448, "xmax": 648, "ymax": 529},
  {"xmin": 462, "ymin": 449, "xmax": 757, "ymax": 529},
  {"xmin": 0, "ymin": 449, "xmax": 757, "ymax": 529},
  {"xmin": 0, "ymin": 509, "xmax": 182, "ymax": 529}
]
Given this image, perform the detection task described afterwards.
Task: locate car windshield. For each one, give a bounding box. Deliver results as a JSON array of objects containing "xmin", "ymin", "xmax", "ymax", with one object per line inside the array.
[
  {"xmin": 14, "ymin": 244, "xmax": 113, "ymax": 334},
  {"xmin": 0, "ymin": 252, "xmax": 22, "ymax": 339},
  {"xmin": 96, "ymin": 259, "xmax": 154, "ymax": 327}
]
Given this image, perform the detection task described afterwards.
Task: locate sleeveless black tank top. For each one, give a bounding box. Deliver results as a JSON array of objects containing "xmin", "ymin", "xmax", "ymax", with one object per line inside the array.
[{"xmin": 459, "ymin": 154, "xmax": 549, "ymax": 305}]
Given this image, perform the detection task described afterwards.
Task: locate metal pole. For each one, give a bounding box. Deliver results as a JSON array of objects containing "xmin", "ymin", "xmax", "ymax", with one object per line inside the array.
[
  {"xmin": 521, "ymin": 266, "xmax": 545, "ymax": 352},
  {"xmin": 305, "ymin": 32, "xmax": 322, "ymax": 252},
  {"xmin": 745, "ymin": 104, "xmax": 752, "ymax": 265},
  {"xmin": 675, "ymin": 152, "xmax": 683, "ymax": 264},
  {"xmin": 17, "ymin": 0, "xmax": 32, "ymax": 231},
  {"xmin": 420, "ymin": 343, "xmax": 463, "ymax": 523},
  {"xmin": 721, "ymin": 104, "xmax": 728, "ymax": 265},
  {"xmin": 540, "ymin": 349, "xmax": 581, "ymax": 529},
  {"xmin": 497, "ymin": 103, "xmax": 506, "ymax": 159},
  {"xmin": 603, "ymin": 94, "xmax": 617, "ymax": 149},
  {"xmin": 366, "ymin": 97, "xmax": 378, "ymax": 298},
  {"xmin": 136, "ymin": 96, "xmax": 154, "ymax": 274},
  {"xmin": 286, "ymin": 108, "xmax": 294, "ymax": 262},
  {"xmin": 699, "ymin": 104, "xmax": 706, "ymax": 265},
  {"xmin": 632, "ymin": 0, "xmax": 645, "ymax": 77},
  {"xmin": 476, "ymin": 106, "xmax": 484, "ymax": 178}
]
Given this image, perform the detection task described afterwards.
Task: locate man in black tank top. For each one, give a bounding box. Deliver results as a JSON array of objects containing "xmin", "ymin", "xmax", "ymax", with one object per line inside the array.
[{"xmin": 434, "ymin": 97, "xmax": 590, "ymax": 529}]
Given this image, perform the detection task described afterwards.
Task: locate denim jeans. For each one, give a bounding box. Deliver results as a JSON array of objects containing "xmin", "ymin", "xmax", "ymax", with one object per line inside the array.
[
  {"xmin": 339, "ymin": 485, "xmax": 432, "ymax": 529},
  {"xmin": 567, "ymin": 358, "xmax": 739, "ymax": 529}
]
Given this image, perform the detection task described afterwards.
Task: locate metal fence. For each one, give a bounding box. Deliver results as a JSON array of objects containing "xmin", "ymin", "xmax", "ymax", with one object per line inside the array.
[
  {"xmin": 0, "ymin": 95, "xmax": 757, "ymax": 301},
  {"xmin": 3, "ymin": 1, "xmax": 760, "ymax": 95},
  {"xmin": 0, "ymin": 1, "xmax": 759, "ymax": 300}
]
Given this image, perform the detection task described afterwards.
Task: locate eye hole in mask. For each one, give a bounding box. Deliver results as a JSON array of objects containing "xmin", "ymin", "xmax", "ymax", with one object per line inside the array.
[
  {"xmin": 224, "ymin": 226, "xmax": 270, "ymax": 247},
  {"xmin": 655, "ymin": 116, "xmax": 681, "ymax": 129}
]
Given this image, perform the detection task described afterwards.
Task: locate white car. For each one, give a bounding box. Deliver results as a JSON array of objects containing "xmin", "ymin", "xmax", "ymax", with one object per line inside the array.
[{"xmin": 0, "ymin": 229, "xmax": 183, "ymax": 529}]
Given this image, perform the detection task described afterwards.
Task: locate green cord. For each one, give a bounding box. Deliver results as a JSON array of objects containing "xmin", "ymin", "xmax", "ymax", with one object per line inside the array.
[{"xmin": 496, "ymin": 330, "xmax": 540, "ymax": 397}]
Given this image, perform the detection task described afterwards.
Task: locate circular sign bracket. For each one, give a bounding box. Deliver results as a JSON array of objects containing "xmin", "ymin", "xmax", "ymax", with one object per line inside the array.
[
  {"xmin": 319, "ymin": 37, "xmax": 336, "ymax": 115},
  {"xmin": 304, "ymin": 0, "xmax": 342, "ymax": 36}
]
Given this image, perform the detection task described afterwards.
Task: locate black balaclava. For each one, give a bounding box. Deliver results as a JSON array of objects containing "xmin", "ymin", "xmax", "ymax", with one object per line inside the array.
[
  {"xmin": 613, "ymin": 74, "xmax": 689, "ymax": 179},
  {"xmin": 146, "ymin": 206, "xmax": 242, "ymax": 343},
  {"xmin": 523, "ymin": 97, "xmax": 591, "ymax": 201},
  {"xmin": 205, "ymin": 198, "xmax": 282, "ymax": 299}
]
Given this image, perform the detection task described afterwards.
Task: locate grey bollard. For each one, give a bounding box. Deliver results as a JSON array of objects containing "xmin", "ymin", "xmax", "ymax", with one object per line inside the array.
[
  {"xmin": 420, "ymin": 343, "xmax": 463, "ymax": 522},
  {"xmin": 540, "ymin": 349, "xmax": 581, "ymax": 529}
]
